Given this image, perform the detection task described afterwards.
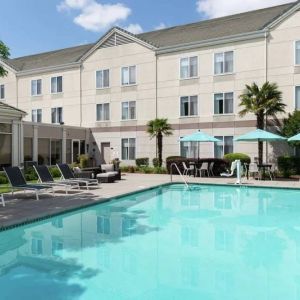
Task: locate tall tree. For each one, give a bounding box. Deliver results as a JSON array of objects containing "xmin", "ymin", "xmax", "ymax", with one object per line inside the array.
[
  {"xmin": 147, "ymin": 118, "xmax": 173, "ymax": 167},
  {"xmin": 239, "ymin": 82, "xmax": 286, "ymax": 164},
  {"xmin": 281, "ymin": 110, "xmax": 300, "ymax": 149},
  {"xmin": 0, "ymin": 41, "xmax": 10, "ymax": 77}
]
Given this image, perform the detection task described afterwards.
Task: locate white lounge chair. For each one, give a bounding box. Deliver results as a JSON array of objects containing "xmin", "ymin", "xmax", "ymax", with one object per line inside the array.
[
  {"xmin": 221, "ymin": 161, "xmax": 238, "ymax": 177},
  {"xmin": 0, "ymin": 194, "xmax": 4, "ymax": 207},
  {"xmin": 196, "ymin": 162, "xmax": 209, "ymax": 177},
  {"xmin": 182, "ymin": 162, "xmax": 193, "ymax": 176}
]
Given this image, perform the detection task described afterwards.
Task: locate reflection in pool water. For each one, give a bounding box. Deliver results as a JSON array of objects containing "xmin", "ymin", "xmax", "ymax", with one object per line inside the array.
[{"xmin": 0, "ymin": 184, "xmax": 300, "ymax": 299}]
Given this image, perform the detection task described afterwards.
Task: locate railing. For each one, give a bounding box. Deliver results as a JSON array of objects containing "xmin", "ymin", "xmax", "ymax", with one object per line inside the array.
[{"xmin": 170, "ymin": 163, "xmax": 189, "ymax": 188}]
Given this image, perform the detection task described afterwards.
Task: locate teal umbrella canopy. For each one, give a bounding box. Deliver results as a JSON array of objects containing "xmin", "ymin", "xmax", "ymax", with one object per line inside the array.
[
  {"xmin": 288, "ymin": 133, "xmax": 300, "ymax": 142},
  {"xmin": 234, "ymin": 129, "xmax": 286, "ymax": 142},
  {"xmin": 180, "ymin": 131, "xmax": 221, "ymax": 142}
]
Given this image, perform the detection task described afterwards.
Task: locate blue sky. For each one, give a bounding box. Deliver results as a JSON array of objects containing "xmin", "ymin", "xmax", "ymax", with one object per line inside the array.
[{"xmin": 0, "ymin": 0, "xmax": 295, "ymax": 58}]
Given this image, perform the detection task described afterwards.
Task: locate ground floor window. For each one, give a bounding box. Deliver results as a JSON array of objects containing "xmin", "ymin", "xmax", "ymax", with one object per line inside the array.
[
  {"xmin": 214, "ymin": 136, "xmax": 233, "ymax": 158},
  {"xmin": 121, "ymin": 138, "xmax": 136, "ymax": 160},
  {"xmin": 180, "ymin": 141, "xmax": 198, "ymax": 158},
  {"xmin": 24, "ymin": 137, "xmax": 33, "ymax": 161},
  {"xmin": 66, "ymin": 139, "xmax": 72, "ymax": 164},
  {"xmin": 38, "ymin": 138, "xmax": 50, "ymax": 165},
  {"xmin": 0, "ymin": 123, "xmax": 12, "ymax": 168},
  {"xmin": 51, "ymin": 139, "xmax": 62, "ymax": 165}
]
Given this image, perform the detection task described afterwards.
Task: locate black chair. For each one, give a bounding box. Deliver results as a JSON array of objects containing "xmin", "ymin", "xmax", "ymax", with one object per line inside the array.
[
  {"xmin": 34, "ymin": 165, "xmax": 80, "ymax": 194},
  {"xmin": 56, "ymin": 164, "xmax": 99, "ymax": 190},
  {"xmin": 4, "ymin": 166, "xmax": 54, "ymax": 200}
]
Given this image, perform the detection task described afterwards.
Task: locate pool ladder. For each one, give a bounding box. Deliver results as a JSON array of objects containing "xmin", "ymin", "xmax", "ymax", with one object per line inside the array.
[{"xmin": 170, "ymin": 163, "xmax": 189, "ymax": 188}]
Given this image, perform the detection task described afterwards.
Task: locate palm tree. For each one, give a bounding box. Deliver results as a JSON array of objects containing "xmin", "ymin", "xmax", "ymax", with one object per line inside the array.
[
  {"xmin": 147, "ymin": 118, "xmax": 173, "ymax": 167},
  {"xmin": 239, "ymin": 82, "xmax": 286, "ymax": 164},
  {"xmin": 0, "ymin": 41, "xmax": 10, "ymax": 77}
]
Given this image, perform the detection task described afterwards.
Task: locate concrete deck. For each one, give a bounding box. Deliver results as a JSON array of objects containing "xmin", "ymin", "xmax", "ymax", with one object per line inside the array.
[{"xmin": 0, "ymin": 173, "xmax": 299, "ymax": 229}]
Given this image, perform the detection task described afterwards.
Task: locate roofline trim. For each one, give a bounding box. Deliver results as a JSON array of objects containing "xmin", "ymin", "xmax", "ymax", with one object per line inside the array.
[
  {"xmin": 0, "ymin": 59, "xmax": 17, "ymax": 74},
  {"xmin": 0, "ymin": 101, "xmax": 27, "ymax": 117},
  {"xmin": 155, "ymin": 30, "xmax": 267, "ymax": 55},
  {"xmin": 264, "ymin": 1, "xmax": 300, "ymax": 29},
  {"xmin": 78, "ymin": 27, "xmax": 157, "ymax": 62}
]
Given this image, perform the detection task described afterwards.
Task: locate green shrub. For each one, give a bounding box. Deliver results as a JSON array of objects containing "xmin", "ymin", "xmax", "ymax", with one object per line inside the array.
[
  {"xmin": 79, "ymin": 154, "xmax": 89, "ymax": 169},
  {"xmin": 153, "ymin": 166, "xmax": 167, "ymax": 174},
  {"xmin": 135, "ymin": 158, "xmax": 149, "ymax": 167},
  {"xmin": 152, "ymin": 158, "xmax": 159, "ymax": 167},
  {"xmin": 277, "ymin": 156, "xmax": 300, "ymax": 178},
  {"xmin": 24, "ymin": 167, "xmax": 38, "ymax": 181},
  {"xmin": 128, "ymin": 166, "xmax": 136, "ymax": 173},
  {"xmin": 224, "ymin": 153, "xmax": 251, "ymax": 165},
  {"xmin": 49, "ymin": 166, "xmax": 61, "ymax": 179},
  {"xmin": 0, "ymin": 172, "xmax": 8, "ymax": 184}
]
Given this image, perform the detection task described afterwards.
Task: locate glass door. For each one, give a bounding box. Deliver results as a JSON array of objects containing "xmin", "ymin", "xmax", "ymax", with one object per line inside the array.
[{"xmin": 72, "ymin": 139, "xmax": 80, "ymax": 163}]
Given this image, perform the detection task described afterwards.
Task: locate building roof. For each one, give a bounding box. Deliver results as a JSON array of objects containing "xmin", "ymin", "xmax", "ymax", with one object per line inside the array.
[
  {"xmin": 2, "ymin": 2, "xmax": 298, "ymax": 72},
  {"xmin": 0, "ymin": 101, "xmax": 27, "ymax": 116}
]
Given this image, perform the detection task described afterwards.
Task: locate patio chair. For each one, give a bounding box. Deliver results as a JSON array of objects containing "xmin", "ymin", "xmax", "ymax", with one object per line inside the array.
[
  {"xmin": 3, "ymin": 166, "xmax": 54, "ymax": 201},
  {"xmin": 249, "ymin": 163, "xmax": 261, "ymax": 180},
  {"xmin": 57, "ymin": 164, "xmax": 99, "ymax": 190},
  {"xmin": 182, "ymin": 162, "xmax": 193, "ymax": 176},
  {"xmin": 221, "ymin": 161, "xmax": 237, "ymax": 177},
  {"xmin": 34, "ymin": 165, "xmax": 80, "ymax": 194},
  {"xmin": 195, "ymin": 162, "xmax": 209, "ymax": 177}
]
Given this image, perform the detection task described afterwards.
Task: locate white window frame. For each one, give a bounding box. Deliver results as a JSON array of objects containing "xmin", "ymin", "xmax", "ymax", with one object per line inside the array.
[
  {"xmin": 295, "ymin": 41, "xmax": 300, "ymax": 66},
  {"xmin": 51, "ymin": 107, "xmax": 63, "ymax": 124},
  {"xmin": 179, "ymin": 56, "xmax": 198, "ymax": 80},
  {"xmin": 96, "ymin": 69, "xmax": 110, "ymax": 89},
  {"xmin": 180, "ymin": 96, "xmax": 198, "ymax": 117},
  {"xmin": 121, "ymin": 66, "xmax": 137, "ymax": 86},
  {"xmin": 0, "ymin": 84, "xmax": 5, "ymax": 100},
  {"xmin": 214, "ymin": 136, "xmax": 234, "ymax": 158},
  {"xmin": 50, "ymin": 76, "xmax": 63, "ymax": 94},
  {"xmin": 214, "ymin": 51, "xmax": 234, "ymax": 75},
  {"xmin": 213, "ymin": 92, "xmax": 234, "ymax": 115},
  {"xmin": 296, "ymin": 86, "xmax": 300, "ymax": 110},
  {"xmin": 32, "ymin": 109, "xmax": 42, "ymax": 123},
  {"xmin": 96, "ymin": 103, "xmax": 110, "ymax": 121},
  {"xmin": 121, "ymin": 138, "xmax": 136, "ymax": 160},
  {"xmin": 31, "ymin": 79, "xmax": 42, "ymax": 96},
  {"xmin": 121, "ymin": 101, "xmax": 136, "ymax": 120}
]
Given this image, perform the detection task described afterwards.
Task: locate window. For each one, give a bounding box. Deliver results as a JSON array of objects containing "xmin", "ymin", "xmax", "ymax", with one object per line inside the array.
[
  {"xmin": 50, "ymin": 139, "xmax": 62, "ymax": 164},
  {"xmin": 96, "ymin": 103, "xmax": 110, "ymax": 121},
  {"xmin": 296, "ymin": 86, "xmax": 300, "ymax": 110},
  {"xmin": 180, "ymin": 56, "xmax": 198, "ymax": 79},
  {"xmin": 31, "ymin": 79, "xmax": 42, "ymax": 96},
  {"xmin": 96, "ymin": 69, "xmax": 109, "ymax": 88},
  {"xmin": 97, "ymin": 216, "xmax": 110, "ymax": 234},
  {"xmin": 0, "ymin": 84, "xmax": 4, "ymax": 99},
  {"xmin": 0, "ymin": 123, "xmax": 12, "ymax": 168},
  {"xmin": 214, "ymin": 136, "xmax": 233, "ymax": 158},
  {"xmin": 52, "ymin": 239, "xmax": 63, "ymax": 256},
  {"xmin": 214, "ymin": 93, "xmax": 234, "ymax": 114},
  {"xmin": 180, "ymin": 141, "xmax": 198, "ymax": 158},
  {"xmin": 122, "ymin": 101, "xmax": 136, "ymax": 120},
  {"xmin": 121, "ymin": 138, "xmax": 136, "ymax": 160},
  {"xmin": 121, "ymin": 66, "xmax": 136, "ymax": 85},
  {"xmin": 214, "ymin": 51, "xmax": 234, "ymax": 75},
  {"xmin": 296, "ymin": 41, "xmax": 300, "ymax": 65},
  {"xmin": 51, "ymin": 76, "xmax": 63, "ymax": 93},
  {"xmin": 31, "ymin": 238, "xmax": 43, "ymax": 255},
  {"xmin": 180, "ymin": 96, "xmax": 198, "ymax": 117},
  {"xmin": 32, "ymin": 109, "xmax": 42, "ymax": 123},
  {"xmin": 51, "ymin": 107, "xmax": 63, "ymax": 124}
]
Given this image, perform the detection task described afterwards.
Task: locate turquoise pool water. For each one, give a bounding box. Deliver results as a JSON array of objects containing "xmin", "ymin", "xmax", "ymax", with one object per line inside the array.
[{"xmin": 1, "ymin": 184, "xmax": 300, "ymax": 299}]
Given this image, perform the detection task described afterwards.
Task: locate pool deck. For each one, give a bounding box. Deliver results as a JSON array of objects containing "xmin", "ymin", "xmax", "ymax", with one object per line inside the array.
[{"xmin": 0, "ymin": 173, "xmax": 299, "ymax": 229}]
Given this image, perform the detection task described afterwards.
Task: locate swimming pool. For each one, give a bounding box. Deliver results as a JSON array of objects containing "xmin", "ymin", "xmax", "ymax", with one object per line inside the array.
[{"xmin": 1, "ymin": 183, "xmax": 300, "ymax": 299}]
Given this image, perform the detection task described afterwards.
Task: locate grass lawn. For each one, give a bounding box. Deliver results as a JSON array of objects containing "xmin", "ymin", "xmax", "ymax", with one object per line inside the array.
[{"xmin": 0, "ymin": 184, "xmax": 10, "ymax": 194}]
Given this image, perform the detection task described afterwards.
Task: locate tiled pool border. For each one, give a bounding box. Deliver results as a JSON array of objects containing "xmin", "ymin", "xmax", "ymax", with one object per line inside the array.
[{"xmin": 1, "ymin": 181, "xmax": 299, "ymax": 232}]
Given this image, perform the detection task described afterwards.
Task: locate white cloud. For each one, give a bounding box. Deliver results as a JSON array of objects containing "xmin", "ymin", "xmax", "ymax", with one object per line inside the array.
[
  {"xmin": 57, "ymin": 0, "xmax": 131, "ymax": 32},
  {"xmin": 196, "ymin": 0, "xmax": 297, "ymax": 18},
  {"xmin": 124, "ymin": 23, "xmax": 143, "ymax": 34},
  {"xmin": 154, "ymin": 23, "xmax": 166, "ymax": 30}
]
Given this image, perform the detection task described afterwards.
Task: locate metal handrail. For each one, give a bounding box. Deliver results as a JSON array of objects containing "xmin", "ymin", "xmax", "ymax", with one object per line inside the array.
[{"xmin": 170, "ymin": 163, "xmax": 189, "ymax": 188}]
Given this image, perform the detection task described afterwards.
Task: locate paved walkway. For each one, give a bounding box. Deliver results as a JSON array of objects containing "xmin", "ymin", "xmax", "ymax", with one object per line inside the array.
[{"xmin": 0, "ymin": 173, "xmax": 299, "ymax": 229}]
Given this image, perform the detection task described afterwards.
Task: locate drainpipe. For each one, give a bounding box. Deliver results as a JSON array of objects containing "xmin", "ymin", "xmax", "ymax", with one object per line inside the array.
[
  {"xmin": 16, "ymin": 76, "xmax": 19, "ymax": 108},
  {"xmin": 79, "ymin": 64, "xmax": 83, "ymax": 127},
  {"xmin": 155, "ymin": 53, "xmax": 158, "ymax": 159},
  {"xmin": 265, "ymin": 30, "xmax": 269, "ymax": 162}
]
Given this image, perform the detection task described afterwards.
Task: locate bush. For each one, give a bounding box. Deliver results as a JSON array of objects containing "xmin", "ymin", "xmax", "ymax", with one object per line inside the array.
[
  {"xmin": 152, "ymin": 158, "xmax": 159, "ymax": 167},
  {"xmin": 79, "ymin": 154, "xmax": 89, "ymax": 169},
  {"xmin": 24, "ymin": 167, "xmax": 38, "ymax": 181},
  {"xmin": 135, "ymin": 158, "xmax": 149, "ymax": 167},
  {"xmin": 153, "ymin": 166, "xmax": 167, "ymax": 174},
  {"xmin": 277, "ymin": 156, "xmax": 300, "ymax": 177},
  {"xmin": 223, "ymin": 153, "xmax": 251, "ymax": 165},
  {"xmin": 0, "ymin": 172, "xmax": 8, "ymax": 184},
  {"xmin": 49, "ymin": 166, "xmax": 61, "ymax": 179}
]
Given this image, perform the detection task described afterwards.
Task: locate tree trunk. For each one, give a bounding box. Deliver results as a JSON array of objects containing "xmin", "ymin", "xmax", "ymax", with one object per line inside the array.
[
  {"xmin": 157, "ymin": 132, "xmax": 163, "ymax": 167},
  {"xmin": 256, "ymin": 113, "xmax": 265, "ymax": 165}
]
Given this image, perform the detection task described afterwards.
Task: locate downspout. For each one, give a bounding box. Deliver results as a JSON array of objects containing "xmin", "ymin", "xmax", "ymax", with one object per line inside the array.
[
  {"xmin": 155, "ymin": 53, "xmax": 158, "ymax": 159},
  {"xmin": 265, "ymin": 30, "xmax": 269, "ymax": 162},
  {"xmin": 79, "ymin": 64, "xmax": 83, "ymax": 127},
  {"xmin": 16, "ymin": 76, "xmax": 19, "ymax": 108}
]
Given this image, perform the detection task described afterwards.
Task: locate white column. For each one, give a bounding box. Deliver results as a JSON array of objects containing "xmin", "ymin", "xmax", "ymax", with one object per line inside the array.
[
  {"xmin": 12, "ymin": 120, "xmax": 23, "ymax": 166},
  {"xmin": 62, "ymin": 127, "xmax": 67, "ymax": 163},
  {"xmin": 33, "ymin": 125, "xmax": 38, "ymax": 162}
]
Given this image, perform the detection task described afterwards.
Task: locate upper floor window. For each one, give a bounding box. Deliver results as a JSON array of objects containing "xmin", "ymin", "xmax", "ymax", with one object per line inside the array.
[
  {"xmin": 51, "ymin": 107, "xmax": 63, "ymax": 124},
  {"xmin": 180, "ymin": 56, "xmax": 198, "ymax": 79},
  {"xmin": 214, "ymin": 136, "xmax": 233, "ymax": 158},
  {"xmin": 51, "ymin": 76, "xmax": 63, "ymax": 93},
  {"xmin": 180, "ymin": 96, "xmax": 198, "ymax": 117},
  {"xmin": 214, "ymin": 51, "xmax": 234, "ymax": 75},
  {"xmin": 32, "ymin": 109, "xmax": 42, "ymax": 123},
  {"xmin": 96, "ymin": 103, "xmax": 110, "ymax": 121},
  {"xmin": 121, "ymin": 66, "xmax": 136, "ymax": 86},
  {"xmin": 31, "ymin": 79, "xmax": 42, "ymax": 96},
  {"xmin": 122, "ymin": 101, "xmax": 136, "ymax": 120},
  {"xmin": 296, "ymin": 41, "xmax": 300, "ymax": 65},
  {"xmin": 96, "ymin": 69, "xmax": 109, "ymax": 89},
  {"xmin": 214, "ymin": 92, "xmax": 234, "ymax": 114},
  {"xmin": 0, "ymin": 84, "xmax": 5, "ymax": 99},
  {"xmin": 296, "ymin": 86, "xmax": 300, "ymax": 110},
  {"xmin": 121, "ymin": 138, "xmax": 136, "ymax": 160}
]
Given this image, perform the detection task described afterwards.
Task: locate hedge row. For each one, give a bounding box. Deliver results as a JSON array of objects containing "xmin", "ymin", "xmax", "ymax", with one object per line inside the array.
[{"xmin": 277, "ymin": 156, "xmax": 300, "ymax": 177}]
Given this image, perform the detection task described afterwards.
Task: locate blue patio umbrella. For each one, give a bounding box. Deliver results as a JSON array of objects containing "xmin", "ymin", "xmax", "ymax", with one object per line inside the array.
[
  {"xmin": 234, "ymin": 129, "xmax": 286, "ymax": 142},
  {"xmin": 288, "ymin": 133, "xmax": 300, "ymax": 142},
  {"xmin": 179, "ymin": 130, "xmax": 221, "ymax": 160}
]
